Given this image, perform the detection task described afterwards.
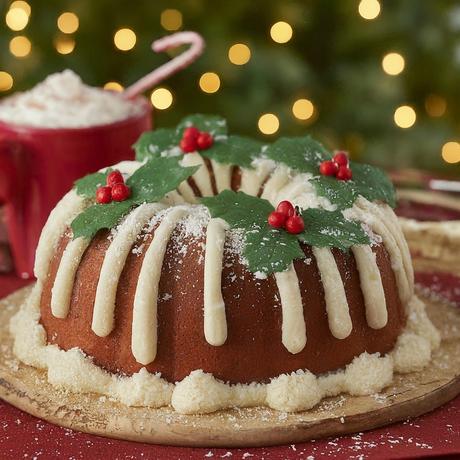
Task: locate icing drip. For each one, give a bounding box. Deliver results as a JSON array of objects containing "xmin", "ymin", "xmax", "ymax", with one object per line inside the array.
[
  {"xmin": 177, "ymin": 181, "xmax": 198, "ymax": 204},
  {"xmin": 210, "ymin": 159, "xmax": 232, "ymax": 193},
  {"xmin": 203, "ymin": 218, "xmax": 230, "ymax": 346},
  {"xmin": 180, "ymin": 152, "xmax": 214, "ymax": 196},
  {"xmin": 161, "ymin": 190, "xmax": 185, "ymax": 205},
  {"xmin": 132, "ymin": 207, "xmax": 188, "ymax": 365},
  {"xmin": 34, "ymin": 190, "xmax": 86, "ymax": 280},
  {"xmin": 351, "ymin": 245, "xmax": 388, "ymax": 329},
  {"xmin": 274, "ymin": 265, "xmax": 307, "ymax": 353},
  {"xmin": 260, "ymin": 165, "xmax": 290, "ymax": 204},
  {"xmin": 92, "ymin": 203, "xmax": 165, "ymax": 337},
  {"xmin": 239, "ymin": 160, "xmax": 274, "ymax": 196},
  {"xmin": 313, "ymin": 247, "xmax": 352, "ymax": 339},
  {"xmin": 51, "ymin": 237, "xmax": 90, "ymax": 318}
]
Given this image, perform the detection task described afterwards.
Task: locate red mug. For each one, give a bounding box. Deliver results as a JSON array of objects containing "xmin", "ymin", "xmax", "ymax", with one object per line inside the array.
[{"xmin": 0, "ymin": 97, "xmax": 152, "ymax": 279}]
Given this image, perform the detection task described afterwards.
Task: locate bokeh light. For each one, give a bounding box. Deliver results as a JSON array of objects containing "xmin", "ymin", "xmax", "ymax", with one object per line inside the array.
[
  {"xmin": 228, "ymin": 43, "xmax": 251, "ymax": 65},
  {"xmin": 382, "ymin": 52, "xmax": 405, "ymax": 75},
  {"xmin": 114, "ymin": 28, "xmax": 136, "ymax": 51},
  {"xmin": 258, "ymin": 113, "xmax": 279, "ymax": 134},
  {"xmin": 57, "ymin": 12, "xmax": 79, "ymax": 34},
  {"xmin": 199, "ymin": 72, "xmax": 221, "ymax": 93},
  {"xmin": 441, "ymin": 142, "xmax": 460, "ymax": 164},
  {"xmin": 425, "ymin": 94, "xmax": 447, "ymax": 117},
  {"xmin": 292, "ymin": 99, "xmax": 315, "ymax": 120},
  {"xmin": 10, "ymin": 1, "xmax": 31, "ymax": 17},
  {"xmin": 9, "ymin": 36, "xmax": 31, "ymax": 57},
  {"xmin": 394, "ymin": 105, "xmax": 416, "ymax": 128},
  {"xmin": 0, "ymin": 72, "xmax": 13, "ymax": 92},
  {"xmin": 5, "ymin": 7, "xmax": 29, "ymax": 31},
  {"xmin": 150, "ymin": 88, "xmax": 173, "ymax": 110},
  {"xmin": 270, "ymin": 21, "xmax": 293, "ymax": 44},
  {"xmin": 54, "ymin": 36, "xmax": 75, "ymax": 55},
  {"xmin": 358, "ymin": 0, "xmax": 381, "ymax": 20},
  {"xmin": 160, "ymin": 9, "xmax": 182, "ymax": 31},
  {"xmin": 104, "ymin": 82, "xmax": 124, "ymax": 92}
]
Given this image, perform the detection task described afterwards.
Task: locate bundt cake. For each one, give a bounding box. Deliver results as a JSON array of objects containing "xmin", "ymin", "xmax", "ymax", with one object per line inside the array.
[{"xmin": 10, "ymin": 114, "xmax": 440, "ymax": 414}]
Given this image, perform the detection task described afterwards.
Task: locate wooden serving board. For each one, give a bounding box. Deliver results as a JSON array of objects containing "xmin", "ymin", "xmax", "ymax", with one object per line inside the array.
[{"xmin": 1, "ymin": 286, "xmax": 460, "ymax": 447}]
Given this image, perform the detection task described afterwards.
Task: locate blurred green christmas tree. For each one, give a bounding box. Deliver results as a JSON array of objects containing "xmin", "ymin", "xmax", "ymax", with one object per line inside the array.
[{"xmin": 1, "ymin": 0, "xmax": 460, "ymax": 174}]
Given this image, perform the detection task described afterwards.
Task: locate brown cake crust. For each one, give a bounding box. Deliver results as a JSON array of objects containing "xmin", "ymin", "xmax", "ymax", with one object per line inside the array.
[{"xmin": 39, "ymin": 225, "xmax": 406, "ymax": 384}]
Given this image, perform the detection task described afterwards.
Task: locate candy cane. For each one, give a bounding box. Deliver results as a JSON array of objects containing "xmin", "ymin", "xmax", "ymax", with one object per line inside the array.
[{"xmin": 124, "ymin": 31, "xmax": 205, "ymax": 99}]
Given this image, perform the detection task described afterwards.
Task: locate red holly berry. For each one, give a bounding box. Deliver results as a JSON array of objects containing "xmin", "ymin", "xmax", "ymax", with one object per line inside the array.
[
  {"xmin": 106, "ymin": 170, "xmax": 124, "ymax": 187},
  {"xmin": 285, "ymin": 214, "xmax": 305, "ymax": 234},
  {"xmin": 319, "ymin": 160, "xmax": 339, "ymax": 177},
  {"xmin": 96, "ymin": 186, "xmax": 112, "ymax": 204},
  {"xmin": 268, "ymin": 211, "xmax": 287, "ymax": 229},
  {"xmin": 111, "ymin": 182, "xmax": 131, "ymax": 201},
  {"xmin": 180, "ymin": 137, "xmax": 197, "ymax": 153},
  {"xmin": 183, "ymin": 126, "xmax": 200, "ymax": 141},
  {"xmin": 276, "ymin": 200, "xmax": 295, "ymax": 217},
  {"xmin": 336, "ymin": 166, "xmax": 353, "ymax": 181},
  {"xmin": 196, "ymin": 131, "xmax": 214, "ymax": 150},
  {"xmin": 333, "ymin": 151, "xmax": 349, "ymax": 167}
]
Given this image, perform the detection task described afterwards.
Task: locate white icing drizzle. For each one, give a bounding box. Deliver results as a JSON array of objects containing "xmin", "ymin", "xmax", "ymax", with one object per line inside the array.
[
  {"xmin": 313, "ymin": 247, "xmax": 353, "ymax": 339},
  {"xmin": 132, "ymin": 207, "xmax": 189, "ymax": 365},
  {"xmin": 239, "ymin": 160, "xmax": 274, "ymax": 197},
  {"xmin": 34, "ymin": 190, "xmax": 86, "ymax": 280},
  {"xmin": 92, "ymin": 203, "xmax": 165, "ymax": 337},
  {"xmin": 161, "ymin": 190, "xmax": 185, "ymax": 206},
  {"xmin": 203, "ymin": 218, "xmax": 230, "ymax": 346},
  {"xmin": 177, "ymin": 181, "xmax": 198, "ymax": 204},
  {"xmin": 51, "ymin": 237, "xmax": 90, "ymax": 318},
  {"xmin": 260, "ymin": 165, "xmax": 290, "ymax": 204},
  {"xmin": 351, "ymin": 245, "xmax": 388, "ymax": 329},
  {"xmin": 180, "ymin": 152, "xmax": 214, "ymax": 196},
  {"xmin": 210, "ymin": 159, "xmax": 232, "ymax": 193},
  {"xmin": 274, "ymin": 265, "xmax": 307, "ymax": 354}
]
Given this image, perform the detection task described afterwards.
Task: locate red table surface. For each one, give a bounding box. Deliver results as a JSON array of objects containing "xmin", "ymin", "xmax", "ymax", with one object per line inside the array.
[{"xmin": 1, "ymin": 272, "xmax": 459, "ymax": 460}]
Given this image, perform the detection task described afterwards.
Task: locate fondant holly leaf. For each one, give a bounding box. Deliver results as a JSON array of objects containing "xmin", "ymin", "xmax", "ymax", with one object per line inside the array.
[
  {"xmin": 201, "ymin": 190, "xmax": 304, "ymax": 274},
  {"xmin": 74, "ymin": 170, "xmax": 110, "ymax": 198},
  {"xmin": 71, "ymin": 157, "xmax": 199, "ymax": 240},
  {"xmin": 134, "ymin": 128, "xmax": 179, "ymax": 161},
  {"xmin": 176, "ymin": 114, "xmax": 228, "ymax": 138},
  {"xmin": 201, "ymin": 135, "xmax": 265, "ymax": 169},
  {"xmin": 299, "ymin": 208, "xmax": 370, "ymax": 251},
  {"xmin": 264, "ymin": 136, "xmax": 330, "ymax": 174}
]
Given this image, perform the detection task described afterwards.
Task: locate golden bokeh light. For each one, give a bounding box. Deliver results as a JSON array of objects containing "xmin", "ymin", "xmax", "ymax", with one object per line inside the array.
[
  {"xmin": 228, "ymin": 43, "xmax": 251, "ymax": 65},
  {"xmin": 9, "ymin": 36, "xmax": 31, "ymax": 58},
  {"xmin": 54, "ymin": 36, "xmax": 75, "ymax": 55},
  {"xmin": 104, "ymin": 81, "xmax": 124, "ymax": 92},
  {"xmin": 5, "ymin": 7, "xmax": 29, "ymax": 31},
  {"xmin": 150, "ymin": 88, "xmax": 173, "ymax": 110},
  {"xmin": 441, "ymin": 142, "xmax": 460, "ymax": 164},
  {"xmin": 0, "ymin": 72, "xmax": 13, "ymax": 92},
  {"xmin": 114, "ymin": 28, "xmax": 136, "ymax": 51},
  {"xmin": 292, "ymin": 99, "xmax": 315, "ymax": 120},
  {"xmin": 270, "ymin": 21, "xmax": 293, "ymax": 44},
  {"xmin": 358, "ymin": 0, "xmax": 381, "ymax": 20},
  {"xmin": 57, "ymin": 12, "xmax": 79, "ymax": 34},
  {"xmin": 199, "ymin": 72, "xmax": 221, "ymax": 93},
  {"xmin": 10, "ymin": 1, "xmax": 31, "ymax": 16},
  {"xmin": 382, "ymin": 52, "xmax": 405, "ymax": 76},
  {"xmin": 160, "ymin": 9, "xmax": 182, "ymax": 31},
  {"xmin": 425, "ymin": 94, "xmax": 447, "ymax": 118},
  {"xmin": 394, "ymin": 105, "xmax": 416, "ymax": 129},
  {"xmin": 258, "ymin": 113, "xmax": 280, "ymax": 135}
]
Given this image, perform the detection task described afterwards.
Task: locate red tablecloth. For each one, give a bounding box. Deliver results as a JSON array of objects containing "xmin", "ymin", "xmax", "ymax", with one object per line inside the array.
[{"xmin": 1, "ymin": 273, "xmax": 459, "ymax": 459}]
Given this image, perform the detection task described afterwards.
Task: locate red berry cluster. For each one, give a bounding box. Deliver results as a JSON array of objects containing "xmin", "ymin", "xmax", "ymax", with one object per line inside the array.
[
  {"xmin": 180, "ymin": 126, "xmax": 214, "ymax": 153},
  {"xmin": 319, "ymin": 151, "xmax": 353, "ymax": 181},
  {"xmin": 96, "ymin": 170, "xmax": 131, "ymax": 204},
  {"xmin": 268, "ymin": 201, "xmax": 305, "ymax": 234}
]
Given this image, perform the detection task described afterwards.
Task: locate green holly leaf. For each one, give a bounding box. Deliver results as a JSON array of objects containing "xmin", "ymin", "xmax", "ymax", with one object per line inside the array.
[
  {"xmin": 264, "ymin": 136, "xmax": 330, "ymax": 174},
  {"xmin": 299, "ymin": 208, "xmax": 370, "ymax": 251},
  {"xmin": 74, "ymin": 170, "xmax": 110, "ymax": 198},
  {"xmin": 133, "ymin": 128, "xmax": 179, "ymax": 161},
  {"xmin": 176, "ymin": 114, "xmax": 228, "ymax": 138},
  {"xmin": 200, "ymin": 135, "xmax": 265, "ymax": 169},
  {"xmin": 71, "ymin": 156, "xmax": 199, "ymax": 240},
  {"xmin": 310, "ymin": 176, "xmax": 356, "ymax": 209}
]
